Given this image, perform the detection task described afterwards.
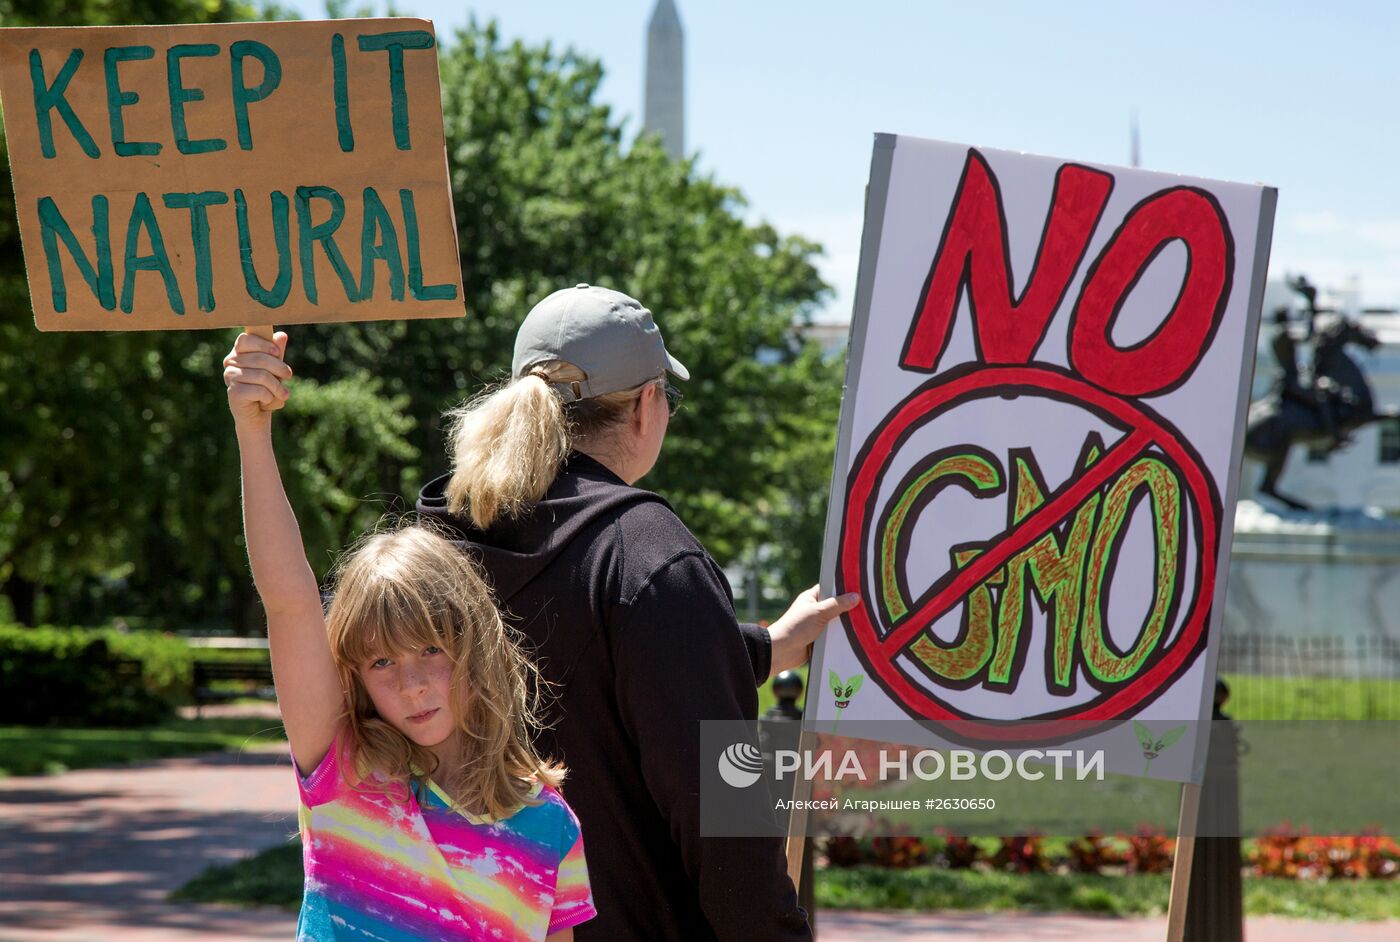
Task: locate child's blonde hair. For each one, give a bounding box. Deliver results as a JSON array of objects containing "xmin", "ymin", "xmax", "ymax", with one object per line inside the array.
[
  {"xmin": 444, "ymin": 359, "xmax": 656, "ymax": 529},
  {"xmin": 324, "ymin": 524, "xmax": 563, "ymax": 818}
]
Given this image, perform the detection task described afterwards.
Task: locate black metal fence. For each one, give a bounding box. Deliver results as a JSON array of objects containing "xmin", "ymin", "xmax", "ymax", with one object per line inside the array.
[{"xmin": 1215, "ymin": 634, "xmax": 1400, "ymax": 720}]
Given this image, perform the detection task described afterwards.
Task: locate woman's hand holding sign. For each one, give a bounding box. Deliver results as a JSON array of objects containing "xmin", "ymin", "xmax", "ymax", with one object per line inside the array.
[
  {"xmin": 224, "ymin": 331, "xmax": 293, "ymax": 426},
  {"xmin": 767, "ymin": 584, "xmax": 862, "ymax": 678}
]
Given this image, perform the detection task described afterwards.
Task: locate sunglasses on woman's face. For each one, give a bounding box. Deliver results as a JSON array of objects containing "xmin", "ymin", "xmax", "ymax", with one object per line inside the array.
[{"xmin": 662, "ymin": 380, "xmax": 684, "ymax": 416}]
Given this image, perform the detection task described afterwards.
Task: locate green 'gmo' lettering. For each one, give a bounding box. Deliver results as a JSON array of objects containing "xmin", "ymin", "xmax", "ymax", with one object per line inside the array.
[
  {"xmin": 879, "ymin": 451, "xmax": 1002, "ymax": 622},
  {"xmin": 989, "ymin": 446, "xmax": 1102, "ymax": 688},
  {"xmin": 1081, "ymin": 454, "xmax": 1181, "ymax": 684},
  {"xmin": 877, "ymin": 435, "xmax": 1184, "ymax": 695}
]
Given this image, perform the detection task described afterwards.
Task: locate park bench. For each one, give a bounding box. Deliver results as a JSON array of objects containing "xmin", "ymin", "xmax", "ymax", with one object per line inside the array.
[{"xmin": 192, "ymin": 659, "xmax": 275, "ymax": 716}]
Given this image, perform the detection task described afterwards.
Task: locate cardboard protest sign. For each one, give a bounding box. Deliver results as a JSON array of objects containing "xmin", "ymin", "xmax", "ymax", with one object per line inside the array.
[
  {"xmin": 0, "ymin": 18, "xmax": 464, "ymax": 331},
  {"xmin": 810, "ymin": 135, "xmax": 1275, "ymax": 783}
]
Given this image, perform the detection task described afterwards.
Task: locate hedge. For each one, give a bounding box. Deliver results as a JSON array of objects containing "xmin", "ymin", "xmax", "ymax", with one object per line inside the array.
[{"xmin": 0, "ymin": 625, "xmax": 194, "ymax": 726}]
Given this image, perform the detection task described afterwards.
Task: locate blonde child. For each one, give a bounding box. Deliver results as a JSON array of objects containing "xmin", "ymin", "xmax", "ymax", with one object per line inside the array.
[{"xmin": 223, "ymin": 330, "xmax": 595, "ymax": 942}]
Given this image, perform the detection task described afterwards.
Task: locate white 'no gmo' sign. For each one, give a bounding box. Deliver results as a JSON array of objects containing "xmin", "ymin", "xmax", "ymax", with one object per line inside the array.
[{"xmin": 812, "ymin": 135, "xmax": 1275, "ymax": 783}]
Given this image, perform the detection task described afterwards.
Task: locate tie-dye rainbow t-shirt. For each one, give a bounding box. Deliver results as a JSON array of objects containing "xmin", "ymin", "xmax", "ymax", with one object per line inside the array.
[{"xmin": 295, "ymin": 739, "xmax": 595, "ymax": 941}]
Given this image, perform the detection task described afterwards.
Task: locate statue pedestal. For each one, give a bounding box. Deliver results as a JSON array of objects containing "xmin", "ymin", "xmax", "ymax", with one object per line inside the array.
[{"xmin": 1224, "ymin": 500, "xmax": 1400, "ymax": 669}]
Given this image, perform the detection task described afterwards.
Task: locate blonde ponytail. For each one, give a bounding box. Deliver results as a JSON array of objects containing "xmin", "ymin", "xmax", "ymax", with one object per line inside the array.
[
  {"xmin": 444, "ymin": 364, "xmax": 573, "ymax": 529},
  {"xmin": 445, "ymin": 359, "xmax": 657, "ymax": 529}
]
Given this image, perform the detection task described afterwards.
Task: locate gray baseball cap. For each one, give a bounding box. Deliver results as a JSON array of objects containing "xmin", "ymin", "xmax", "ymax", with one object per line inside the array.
[{"xmin": 512, "ymin": 284, "xmax": 689, "ymax": 401}]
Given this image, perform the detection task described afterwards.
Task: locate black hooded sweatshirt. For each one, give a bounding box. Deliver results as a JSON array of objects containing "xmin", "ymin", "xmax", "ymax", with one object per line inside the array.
[{"xmin": 417, "ymin": 453, "xmax": 811, "ymax": 941}]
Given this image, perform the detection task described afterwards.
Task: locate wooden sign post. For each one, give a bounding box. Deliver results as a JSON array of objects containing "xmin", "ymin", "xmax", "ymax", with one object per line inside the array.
[
  {"xmin": 1166, "ymin": 783, "xmax": 1203, "ymax": 941},
  {"xmin": 792, "ymin": 135, "xmax": 1275, "ymax": 941},
  {"xmin": 0, "ymin": 18, "xmax": 465, "ymax": 332}
]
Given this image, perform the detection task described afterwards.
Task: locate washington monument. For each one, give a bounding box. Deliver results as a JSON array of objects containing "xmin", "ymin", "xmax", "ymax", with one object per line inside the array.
[{"xmin": 644, "ymin": 0, "xmax": 684, "ymax": 158}]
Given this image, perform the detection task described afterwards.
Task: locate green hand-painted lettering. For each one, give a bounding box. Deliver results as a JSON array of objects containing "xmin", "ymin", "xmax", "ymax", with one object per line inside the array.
[
  {"xmin": 878, "ymin": 435, "xmax": 1184, "ymax": 697},
  {"xmin": 1082, "ymin": 457, "xmax": 1181, "ymax": 685},
  {"xmin": 230, "ymin": 40, "xmax": 282, "ymax": 151},
  {"xmin": 331, "ymin": 33, "xmax": 353, "ymax": 153},
  {"xmin": 357, "ymin": 30, "xmax": 434, "ymax": 151},
  {"xmin": 400, "ymin": 189, "xmax": 457, "ymax": 301},
  {"xmin": 30, "ymin": 48, "xmax": 99, "ymax": 159},
  {"xmin": 295, "ymin": 186, "xmax": 359, "ymax": 304},
  {"xmin": 990, "ymin": 446, "xmax": 1101, "ymax": 688},
  {"xmin": 234, "ymin": 188, "xmax": 292, "ymax": 308},
  {"xmin": 359, "ymin": 187, "xmax": 404, "ymax": 301},
  {"xmin": 166, "ymin": 43, "xmax": 226, "ymax": 155},
  {"xmin": 121, "ymin": 192, "xmax": 184, "ymax": 314},
  {"xmin": 879, "ymin": 451, "xmax": 1002, "ymax": 622},
  {"xmin": 163, "ymin": 191, "xmax": 229, "ymax": 312},
  {"xmin": 104, "ymin": 46, "xmax": 160, "ymax": 157},
  {"xmin": 911, "ymin": 547, "xmax": 1001, "ymax": 681},
  {"xmin": 37, "ymin": 196, "xmax": 115, "ymax": 311}
]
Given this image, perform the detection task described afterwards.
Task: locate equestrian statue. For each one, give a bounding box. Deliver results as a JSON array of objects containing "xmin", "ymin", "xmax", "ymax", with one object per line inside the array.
[{"xmin": 1244, "ymin": 275, "xmax": 1393, "ymax": 510}]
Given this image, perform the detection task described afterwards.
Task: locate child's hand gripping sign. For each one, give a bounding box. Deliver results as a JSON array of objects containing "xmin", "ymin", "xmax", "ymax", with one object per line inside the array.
[{"xmin": 0, "ymin": 18, "xmax": 464, "ymax": 332}]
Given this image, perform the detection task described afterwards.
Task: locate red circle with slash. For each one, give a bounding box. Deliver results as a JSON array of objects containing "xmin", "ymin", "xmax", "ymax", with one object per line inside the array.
[{"xmin": 836, "ymin": 365, "xmax": 1219, "ymax": 743}]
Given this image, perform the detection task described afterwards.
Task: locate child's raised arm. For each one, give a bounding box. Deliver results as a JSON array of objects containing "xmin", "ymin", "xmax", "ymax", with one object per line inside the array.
[{"xmin": 225, "ymin": 331, "xmax": 342, "ymax": 776}]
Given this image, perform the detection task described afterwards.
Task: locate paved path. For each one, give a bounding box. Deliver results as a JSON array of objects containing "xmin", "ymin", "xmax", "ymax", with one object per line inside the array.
[
  {"xmin": 2, "ymin": 751, "xmax": 1396, "ymax": 941},
  {"xmin": 0, "ymin": 750, "xmax": 298, "ymax": 941}
]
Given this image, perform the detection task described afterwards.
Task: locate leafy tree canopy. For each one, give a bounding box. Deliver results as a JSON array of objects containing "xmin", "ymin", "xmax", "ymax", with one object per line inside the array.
[{"xmin": 0, "ymin": 6, "xmax": 842, "ymax": 628}]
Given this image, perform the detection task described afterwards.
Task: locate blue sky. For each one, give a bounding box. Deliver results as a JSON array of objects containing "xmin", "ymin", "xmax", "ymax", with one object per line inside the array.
[{"xmin": 283, "ymin": 1, "xmax": 1400, "ymax": 318}]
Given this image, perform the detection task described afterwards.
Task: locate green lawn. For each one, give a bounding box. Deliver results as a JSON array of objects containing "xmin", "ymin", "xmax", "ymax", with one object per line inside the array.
[
  {"xmin": 753, "ymin": 668, "xmax": 1400, "ymax": 838},
  {"xmin": 0, "ymin": 715, "xmax": 287, "ymax": 777},
  {"xmin": 1219, "ymin": 673, "xmax": 1400, "ymax": 721},
  {"xmin": 757, "ymin": 669, "xmax": 1400, "ymax": 722},
  {"xmin": 172, "ymin": 840, "xmax": 304, "ymax": 909},
  {"xmin": 12, "ymin": 665, "xmax": 1384, "ymax": 779}
]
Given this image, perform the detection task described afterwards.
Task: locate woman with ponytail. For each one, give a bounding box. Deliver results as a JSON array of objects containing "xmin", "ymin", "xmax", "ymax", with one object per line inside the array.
[{"xmin": 417, "ymin": 284, "xmax": 859, "ymax": 941}]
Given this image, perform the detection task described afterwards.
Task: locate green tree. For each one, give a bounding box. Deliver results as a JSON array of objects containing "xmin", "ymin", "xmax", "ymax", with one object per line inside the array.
[
  {"xmin": 0, "ymin": 0, "xmax": 254, "ymax": 623},
  {"xmin": 0, "ymin": 13, "xmax": 842, "ymax": 627},
  {"xmin": 292, "ymin": 21, "xmax": 843, "ymax": 588},
  {"xmin": 0, "ymin": 0, "xmax": 404, "ymax": 630},
  {"xmin": 0, "ymin": 0, "xmax": 262, "ymax": 29}
]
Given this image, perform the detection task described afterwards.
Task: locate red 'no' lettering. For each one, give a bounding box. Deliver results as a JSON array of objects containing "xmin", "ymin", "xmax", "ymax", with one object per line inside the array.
[{"xmin": 901, "ymin": 149, "xmax": 1234, "ymax": 398}]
